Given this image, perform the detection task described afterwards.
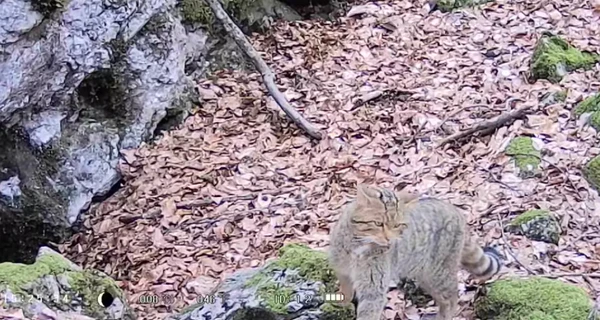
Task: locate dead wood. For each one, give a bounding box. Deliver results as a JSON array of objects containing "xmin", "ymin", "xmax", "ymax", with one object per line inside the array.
[
  {"xmin": 439, "ymin": 99, "xmax": 532, "ymax": 146},
  {"xmin": 204, "ymin": 0, "xmax": 323, "ymax": 140}
]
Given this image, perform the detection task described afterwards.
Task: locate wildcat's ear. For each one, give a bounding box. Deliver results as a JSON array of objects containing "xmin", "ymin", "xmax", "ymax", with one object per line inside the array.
[{"xmin": 356, "ymin": 184, "xmax": 380, "ymax": 206}]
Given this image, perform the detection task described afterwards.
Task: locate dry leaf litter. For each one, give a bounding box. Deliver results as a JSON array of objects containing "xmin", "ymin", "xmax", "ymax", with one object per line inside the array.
[{"xmin": 61, "ymin": 0, "xmax": 600, "ymax": 318}]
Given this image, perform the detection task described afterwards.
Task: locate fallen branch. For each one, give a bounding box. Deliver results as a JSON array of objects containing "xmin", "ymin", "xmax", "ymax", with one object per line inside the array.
[
  {"xmin": 204, "ymin": 0, "xmax": 322, "ymax": 140},
  {"xmin": 438, "ymin": 98, "xmax": 531, "ymax": 146}
]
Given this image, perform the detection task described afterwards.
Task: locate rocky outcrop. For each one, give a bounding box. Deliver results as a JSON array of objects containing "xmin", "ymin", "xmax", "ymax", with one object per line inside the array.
[
  {"xmin": 169, "ymin": 243, "xmax": 354, "ymax": 320},
  {"xmin": 0, "ymin": 247, "xmax": 134, "ymax": 320},
  {"xmin": 0, "ymin": 0, "xmax": 305, "ymax": 262}
]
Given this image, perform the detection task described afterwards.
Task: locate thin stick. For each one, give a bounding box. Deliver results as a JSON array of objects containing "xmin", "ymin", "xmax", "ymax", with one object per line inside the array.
[
  {"xmin": 204, "ymin": 0, "xmax": 322, "ymax": 140},
  {"xmin": 496, "ymin": 211, "xmax": 537, "ymax": 275},
  {"xmin": 439, "ymin": 99, "xmax": 531, "ymax": 146}
]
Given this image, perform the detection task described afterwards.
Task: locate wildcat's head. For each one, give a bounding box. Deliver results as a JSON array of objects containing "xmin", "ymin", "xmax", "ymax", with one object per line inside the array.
[{"xmin": 350, "ymin": 184, "xmax": 418, "ymax": 248}]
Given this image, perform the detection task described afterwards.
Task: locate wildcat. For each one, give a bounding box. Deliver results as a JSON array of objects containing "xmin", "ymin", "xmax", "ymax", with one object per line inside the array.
[{"xmin": 328, "ymin": 185, "xmax": 502, "ymax": 320}]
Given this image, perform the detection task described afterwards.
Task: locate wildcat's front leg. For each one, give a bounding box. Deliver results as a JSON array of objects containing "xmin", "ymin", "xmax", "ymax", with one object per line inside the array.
[{"xmin": 352, "ymin": 254, "xmax": 390, "ymax": 320}]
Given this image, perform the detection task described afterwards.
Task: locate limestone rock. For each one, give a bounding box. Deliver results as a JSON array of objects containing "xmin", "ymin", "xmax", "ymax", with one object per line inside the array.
[
  {"xmin": 169, "ymin": 244, "xmax": 354, "ymax": 320},
  {"xmin": 0, "ymin": 0, "xmax": 304, "ymax": 262},
  {"xmin": 0, "ymin": 247, "xmax": 135, "ymax": 320}
]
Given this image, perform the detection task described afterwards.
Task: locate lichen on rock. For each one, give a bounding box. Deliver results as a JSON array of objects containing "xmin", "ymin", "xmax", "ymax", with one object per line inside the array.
[
  {"xmin": 475, "ymin": 277, "xmax": 594, "ymax": 320},
  {"xmin": 530, "ymin": 34, "xmax": 599, "ymax": 83},
  {"xmin": 0, "ymin": 247, "xmax": 134, "ymax": 319},
  {"xmin": 171, "ymin": 243, "xmax": 349, "ymax": 320},
  {"xmin": 584, "ymin": 155, "xmax": 600, "ymax": 190},
  {"xmin": 506, "ymin": 209, "xmax": 562, "ymax": 245},
  {"xmin": 505, "ymin": 136, "xmax": 541, "ymax": 178}
]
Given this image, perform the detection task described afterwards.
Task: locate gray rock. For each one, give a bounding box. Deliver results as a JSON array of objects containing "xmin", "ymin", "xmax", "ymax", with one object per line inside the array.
[
  {"xmin": 0, "ymin": 246, "xmax": 135, "ymax": 320},
  {"xmin": 22, "ymin": 111, "xmax": 67, "ymax": 148},
  {"xmin": 0, "ymin": 0, "xmax": 304, "ymax": 263},
  {"xmin": 0, "ymin": 175, "xmax": 21, "ymax": 206},
  {"xmin": 506, "ymin": 210, "xmax": 562, "ymax": 245},
  {"xmin": 169, "ymin": 244, "xmax": 354, "ymax": 320}
]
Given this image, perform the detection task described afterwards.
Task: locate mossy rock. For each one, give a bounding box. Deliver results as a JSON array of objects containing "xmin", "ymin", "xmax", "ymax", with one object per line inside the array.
[
  {"xmin": 435, "ymin": 0, "xmax": 492, "ymax": 12},
  {"xmin": 505, "ymin": 136, "xmax": 541, "ymax": 178},
  {"xmin": 584, "ymin": 155, "xmax": 600, "ymax": 190},
  {"xmin": 530, "ymin": 34, "xmax": 599, "ymax": 84},
  {"xmin": 245, "ymin": 243, "xmax": 338, "ymax": 313},
  {"xmin": 573, "ymin": 93, "xmax": 600, "ymax": 117},
  {"xmin": 475, "ymin": 277, "xmax": 594, "ymax": 320},
  {"xmin": 174, "ymin": 243, "xmax": 347, "ymax": 319},
  {"xmin": 506, "ymin": 210, "xmax": 561, "ymax": 245},
  {"xmin": 0, "ymin": 248, "xmax": 132, "ymax": 319}
]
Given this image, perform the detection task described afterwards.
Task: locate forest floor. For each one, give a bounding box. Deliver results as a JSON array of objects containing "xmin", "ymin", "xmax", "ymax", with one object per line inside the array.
[{"xmin": 61, "ymin": 0, "xmax": 600, "ymax": 318}]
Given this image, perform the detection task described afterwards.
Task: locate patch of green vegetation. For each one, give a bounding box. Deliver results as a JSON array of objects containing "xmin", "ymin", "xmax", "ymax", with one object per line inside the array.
[
  {"xmin": 321, "ymin": 302, "xmax": 355, "ymax": 320},
  {"xmin": 505, "ymin": 136, "xmax": 541, "ymax": 177},
  {"xmin": 244, "ymin": 244, "xmax": 339, "ymax": 314},
  {"xmin": 255, "ymin": 282, "xmax": 293, "ymax": 314},
  {"xmin": 0, "ymin": 252, "xmax": 73, "ymax": 292},
  {"xmin": 436, "ymin": 0, "xmax": 491, "ymax": 12},
  {"xmin": 574, "ymin": 93, "xmax": 600, "ymax": 117},
  {"xmin": 0, "ymin": 251, "xmax": 125, "ymax": 318},
  {"xmin": 584, "ymin": 155, "xmax": 600, "ymax": 190},
  {"xmin": 510, "ymin": 209, "xmax": 550, "ymax": 226},
  {"xmin": 30, "ymin": 0, "xmax": 69, "ymax": 17},
  {"xmin": 67, "ymin": 270, "xmax": 122, "ymax": 315},
  {"xmin": 475, "ymin": 277, "xmax": 593, "ymax": 320},
  {"xmin": 530, "ymin": 34, "xmax": 599, "ymax": 83},
  {"xmin": 590, "ymin": 111, "xmax": 600, "ymax": 131}
]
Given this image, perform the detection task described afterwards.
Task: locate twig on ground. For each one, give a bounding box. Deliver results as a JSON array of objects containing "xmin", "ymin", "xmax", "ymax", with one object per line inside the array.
[
  {"xmin": 204, "ymin": 0, "xmax": 322, "ymax": 140},
  {"xmin": 438, "ymin": 98, "xmax": 530, "ymax": 146},
  {"xmin": 496, "ymin": 211, "xmax": 537, "ymax": 275}
]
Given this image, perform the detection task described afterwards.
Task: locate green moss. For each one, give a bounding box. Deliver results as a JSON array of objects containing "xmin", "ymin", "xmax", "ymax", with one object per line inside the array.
[
  {"xmin": 574, "ymin": 93, "xmax": 600, "ymax": 117},
  {"xmin": 66, "ymin": 270, "xmax": 122, "ymax": 315},
  {"xmin": 0, "ymin": 253, "xmax": 73, "ymax": 292},
  {"xmin": 530, "ymin": 34, "xmax": 599, "ymax": 83},
  {"xmin": 321, "ymin": 302, "xmax": 355, "ymax": 320},
  {"xmin": 510, "ymin": 209, "xmax": 550, "ymax": 226},
  {"xmin": 584, "ymin": 155, "xmax": 600, "ymax": 190},
  {"xmin": 475, "ymin": 277, "xmax": 593, "ymax": 320},
  {"xmin": 436, "ymin": 0, "xmax": 491, "ymax": 12},
  {"xmin": 273, "ymin": 244, "xmax": 337, "ymax": 291},
  {"xmin": 0, "ymin": 252, "xmax": 124, "ymax": 318},
  {"xmin": 255, "ymin": 282, "xmax": 293, "ymax": 314},
  {"xmin": 244, "ymin": 244, "xmax": 339, "ymax": 314},
  {"xmin": 505, "ymin": 136, "xmax": 541, "ymax": 176}
]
